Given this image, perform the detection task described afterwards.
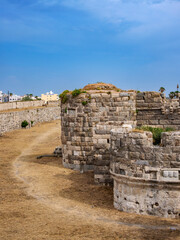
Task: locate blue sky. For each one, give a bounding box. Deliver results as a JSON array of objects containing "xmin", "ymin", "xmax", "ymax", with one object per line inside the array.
[{"xmin": 0, "ymin": 0, "xmax": 180, "ymax": 96}]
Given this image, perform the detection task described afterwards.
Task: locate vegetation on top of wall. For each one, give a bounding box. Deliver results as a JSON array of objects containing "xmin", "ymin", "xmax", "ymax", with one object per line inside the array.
[
  {"xmin": 136, "ymin": 126, "xmax": 174, "ymax": 145},
  {"xmin": 159, "ymin": 87, "xmax": 165, "ymax": 93},
  {"xmin": 21, "ymin": 120, "xmax": 29, "ymax": 128},
  {"xmin": 71, "ymin": 89, "xmax": 86, "ymax": 97},
  {"xmin": 59, "ymin": 90, "xmax": 69, "ymax": 104},
  {"xmin": 82, "ymin": 101, "xmax": 88, "ymax": 106}
]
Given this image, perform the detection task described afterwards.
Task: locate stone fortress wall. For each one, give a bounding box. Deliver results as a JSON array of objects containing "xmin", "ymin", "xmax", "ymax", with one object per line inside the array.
[
  {"xmin": 0, "ymin": 100, "xmax": 60, "ymax": 111},
  {"xmin": 0, "ymin": 100, "xmax": 45, "ymax": 111},
  {"xmin": 110, "ymin": 126, "xmax": 180, "ymax": 218},
  {"xmin": 136, "ymin": 92, "xmax": 180, "ymax": 129},
  {"xmin": 0, "ymin": 106, "xmax": 60, "ymax": 134},
  {"xmin": 61, "ymin": 83, "xmax": 180, "ymax": 218},
  {"xmin": 61, "ymin": 88, "xmax": 136, "ymax": 184}
]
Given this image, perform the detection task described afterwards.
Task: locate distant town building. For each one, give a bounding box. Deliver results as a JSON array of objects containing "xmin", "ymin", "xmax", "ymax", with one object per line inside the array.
[
  {"xmin": 0, "ymin": 91, "xmax": 8, "ymax": 103},
  {"xmin": 41, "ymin": 91, "xmax": 59, "ymax": 102},
  {"xmin": 9, "ymin": 94, "xmax": 22, "ymax": 102}
]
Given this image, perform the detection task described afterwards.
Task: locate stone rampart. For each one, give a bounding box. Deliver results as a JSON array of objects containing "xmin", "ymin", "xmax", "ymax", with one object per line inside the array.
[
  {"xmin": 110, "ymin": 127, "xmax": 180, "ymax": 218},
  {"xmin": 0, "ymin": 106, "xmax": 60, "ymax": 134},
  {"xmin": 0, "ymin": 100, "xmax": 46, "ymax": 111},
  {"xmin": 136, "ymin": 92, "xmax": 180, "ymax": 129},
  {"xmin": 61, "ymin": 90, "xmax": 136, "ymax": 184},
  {"xmin": 60, "ymin": 84, "xmax": 180, "ymax": 218}
]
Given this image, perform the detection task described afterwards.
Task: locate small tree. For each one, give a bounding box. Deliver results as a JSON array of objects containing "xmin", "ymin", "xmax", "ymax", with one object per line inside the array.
[
  {"xmin": 169, "ymin": 91, "xmax": 175, "ymax": 99},
  {"xmin": 159, "ymin": 87, "xmax": 165, "ymax": 93}
]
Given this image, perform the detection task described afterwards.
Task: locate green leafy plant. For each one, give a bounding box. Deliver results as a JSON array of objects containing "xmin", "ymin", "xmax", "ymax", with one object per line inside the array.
[
  {"xmin": 71, "ymin": 89, "xmax": 82, "ymax": 97},
  {"xmin": 22, "ymin": 96, "xmax": 33, "ymax": 101},
  {"xmin": 169, "ymin": 91, "xmax": 175, "ymax": 99},
  {"xmin": 65, "ymin": 107, "xmax": 67, "ymax": 113},
  {"xmin": 59, "ymin": 90, "xmax": 69, "ymax": 103},
  {"xmin": 21, "ymin": 120, "xmax": 29, "ymax": 128},
  {"xmin": 175, "ymin": 91, "xmax": 180, "ymax": 98},
  {"xmin": 137, "ymin": 126, "xmax": 174, "ymax": 145},
  {"xmin": 159, "ymin": 87, "xmax": 165, "ymax": 93},
  {"xmin": 82, "ymin": 101, "xmax": 88, "ymax": 106},
  {"xmin": 31, "ymin": 121, "xmax": 34, "ymax": 126}
]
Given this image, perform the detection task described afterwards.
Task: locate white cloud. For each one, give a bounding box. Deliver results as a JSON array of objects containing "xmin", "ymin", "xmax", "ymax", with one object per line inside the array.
[{"xmin": 39, "ymin": 0, "xmax": 180, "ymax": 36}]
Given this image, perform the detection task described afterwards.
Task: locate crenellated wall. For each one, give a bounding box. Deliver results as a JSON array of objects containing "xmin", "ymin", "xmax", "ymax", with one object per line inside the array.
[{"xmin": 110, "ymin": 126, "xmax": 180, "ymax": 218}]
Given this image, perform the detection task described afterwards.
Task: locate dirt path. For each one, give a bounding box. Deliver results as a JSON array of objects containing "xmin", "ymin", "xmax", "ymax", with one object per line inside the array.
[{"xmin": 0, "ymin": 120, "xmax": 180, "ymax": 240}]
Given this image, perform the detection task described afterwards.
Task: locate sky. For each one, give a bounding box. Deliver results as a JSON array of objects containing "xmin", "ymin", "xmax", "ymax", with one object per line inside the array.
[{"xmin": 0, "ymin": 0, "xmax": 180, "ymax": 96}]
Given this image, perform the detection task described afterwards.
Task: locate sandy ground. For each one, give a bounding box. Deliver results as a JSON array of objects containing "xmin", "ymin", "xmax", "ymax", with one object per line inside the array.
[{"xmin": 0, "ymin": 120, "xmax": 180, "ymax": 240}]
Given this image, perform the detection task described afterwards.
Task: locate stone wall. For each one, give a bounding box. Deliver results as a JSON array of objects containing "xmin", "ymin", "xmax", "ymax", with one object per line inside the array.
[
  {"xmin": 0, "ymin": 100, "xmax": 45, "ymax": 111},
  {"xmin": 61, "ymin": 90, "xmax": 136, "ymax": 184},
  {"xmin": 110, "ymin": 126, "xmax": 180, "ymax": 218},
  {"xmin": 136, "ymin": 92, "xmax": 180, "ymax": 129},
  {"xmin": 0, "ymin": 106, "xmax": 60, "ymax": 134}
]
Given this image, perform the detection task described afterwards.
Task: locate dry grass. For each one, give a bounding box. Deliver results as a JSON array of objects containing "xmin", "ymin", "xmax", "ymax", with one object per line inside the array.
[{"xmin": 0, "ymin": 120, "xmax": 180, "ymax": 240}]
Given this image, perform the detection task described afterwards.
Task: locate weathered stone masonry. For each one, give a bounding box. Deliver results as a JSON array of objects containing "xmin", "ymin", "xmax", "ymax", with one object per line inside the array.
[
  {"xmin": 110, "ymin": 127, "xmax": 180, "ymax": 218},
  {"xmin": 61, "ymin": 90, "xmax": 136, "ymax": 184},
  {"xmin": 61, "ymin": 84, "xmax": 180, "ymax": 218},
  {"xmin": 0, "ymin": 106, "xmax": 60, "ymax": 134},
  {"xmin": 136, "ymin": 92, "xmax": 180, "ymax": 129}
]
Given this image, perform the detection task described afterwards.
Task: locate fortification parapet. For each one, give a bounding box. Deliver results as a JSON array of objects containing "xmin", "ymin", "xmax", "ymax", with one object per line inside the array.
[
  {"xmin": 136, "ymin": 92, "xmax": 180, "ymax": 129},
  {"xmin": 110, "ymin": 126, "xmax": 180, "ymax": 218}
]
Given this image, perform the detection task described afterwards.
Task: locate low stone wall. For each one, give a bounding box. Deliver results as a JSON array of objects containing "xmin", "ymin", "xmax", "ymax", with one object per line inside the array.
[
  {"xmin": 136, "ymin": 92, "xmax": 180, "ymax": 129},
  {"xmin": 0, "ymin": 100, "xmax": 45, "ymax": 111},
  {"xmin": 110, "ymin": 126, "xmax": 180, "ymax": 218},
  {"xmin": 0, "ymin": 106, "xmax": 60, "ymax": 134}
]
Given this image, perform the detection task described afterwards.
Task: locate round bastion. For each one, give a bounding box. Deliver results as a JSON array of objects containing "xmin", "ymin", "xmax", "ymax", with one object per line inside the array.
[{"xmin": 60, "ymin": 83, "xmax": 180, "ymax": 218}]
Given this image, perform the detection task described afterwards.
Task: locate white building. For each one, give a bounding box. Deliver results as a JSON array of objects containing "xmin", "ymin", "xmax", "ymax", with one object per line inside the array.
[
  {"xmin": 9, "ymin": 94, "xmax": 22, "ymax": 102},
  {"xmin": 0, "ymin": 91, "xmax": 8, "ymax": 103}
]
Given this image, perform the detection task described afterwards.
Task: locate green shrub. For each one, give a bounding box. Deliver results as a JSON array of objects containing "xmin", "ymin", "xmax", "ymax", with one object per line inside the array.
[
  {"xmin": 137, "ymin": 126, "xmax": 174, "ymax": 145},
  {"xmin": 82, "ymin": 101, "xmax": 88, "ymax": 106},
  {"xmin": 21, "ymin": 120, "xmax": 29, "ymax": 128},
  {"xmin": 31, "ymin": 121, "xmax": 34, "ymax": 126},
  {"xmin": 59, "ymin": 90, "xmax": 69, "ymax": 103},
  {"xmin": 71, "ymin": 89, "xmax": 82, "ymax": 97},
  {"xmin": 65, "ymin": 107, "xmax": 67, "ymax": 113}
]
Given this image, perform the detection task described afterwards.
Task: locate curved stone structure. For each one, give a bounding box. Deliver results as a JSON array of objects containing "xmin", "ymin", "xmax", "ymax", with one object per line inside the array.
[
  {"xmin": 60, "ymin": 84, "xmax": 180, "ymax": 218},
  {"xmin": 110, "ymin": 128, "xmax": 180, "ymax": 218},
  {"xmin": 61, "ymin": 86, "xmax": 136, "ymax": 184}
]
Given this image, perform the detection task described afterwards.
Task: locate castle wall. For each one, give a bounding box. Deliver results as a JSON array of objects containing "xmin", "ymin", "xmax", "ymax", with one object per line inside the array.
[
  {"xmin": 0, "ymin": 100, "xmax": 45, "ymax": 111},
  {"xmin": 0, "ymin": 106, "xmax": 60, "ymax": 134},
  {"xmin": 61, "ymin": 91, "xmax": 136, "ymax": 184},
  {"xmin": 110, "ymin": 127, "xmax": 180, "ymax": 218},
  {"xmin": 136, "ymin": 92, "xmax": 180, "ymax": 129}
]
